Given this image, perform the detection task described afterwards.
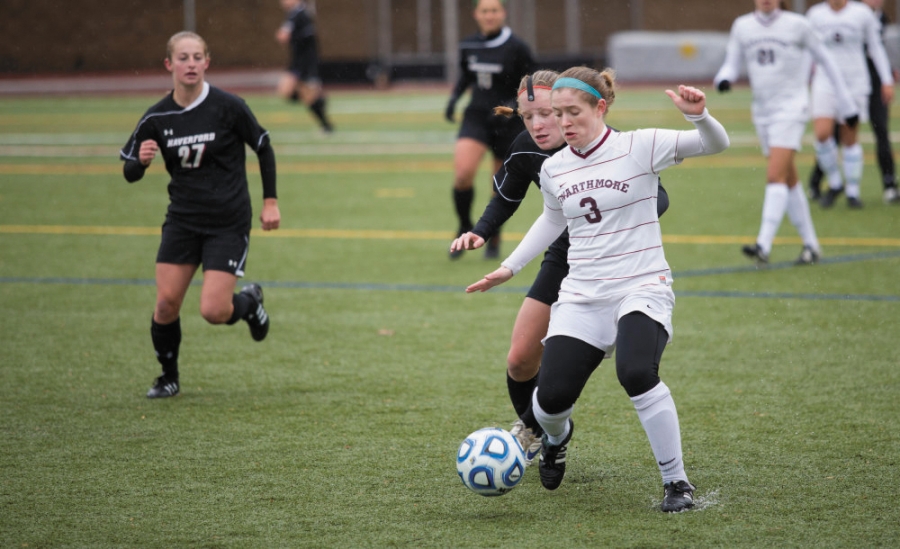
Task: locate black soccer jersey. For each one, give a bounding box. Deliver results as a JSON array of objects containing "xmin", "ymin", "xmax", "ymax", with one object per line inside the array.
[
  {"xmin": 450, "ymin": 26, "xmax": 535, "ymax": 112},
  {"xmin": 285, "ymin": 3, "xmax": 320, "ymax": 75},
  {"xmin": 120, "ymin": 83, "xmax": 271, "ymax": 233}
]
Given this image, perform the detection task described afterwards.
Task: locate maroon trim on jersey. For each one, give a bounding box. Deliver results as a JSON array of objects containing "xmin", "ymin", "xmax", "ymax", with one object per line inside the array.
[{"xmin": 570, "ymin": 126, "xmax": 612, "ymax": 159}]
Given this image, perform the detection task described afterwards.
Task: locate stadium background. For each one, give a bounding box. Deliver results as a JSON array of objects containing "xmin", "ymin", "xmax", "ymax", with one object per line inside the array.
[{"xmin": 3, "ymin": 0, "xmax": 898, "ymax": 83}]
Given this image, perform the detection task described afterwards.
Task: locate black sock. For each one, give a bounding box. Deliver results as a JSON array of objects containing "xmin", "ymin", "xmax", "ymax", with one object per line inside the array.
[
  {"xmin": 453, "ymin": 188, "xmax": 474, "ymax": 231},
  {"xmin": 507, "ymin": 372, "xmax": 541, "ymax": 434},
  {"xmin": 227, "ymin": 291, "xmax": 254, "ymax": 325},
  {"xmin": 308, "ymin": 97, "xmax": 332, "ymax": 130},
  {"xmin": 289, "ymin": 90, "xmax": 300, "ymax": 103},
  {"xmin": 151, "ymin": 317, "xmax": 181, "ymax": 379}
]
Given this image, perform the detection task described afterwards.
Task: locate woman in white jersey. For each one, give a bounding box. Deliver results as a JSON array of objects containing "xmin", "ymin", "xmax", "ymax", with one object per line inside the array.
[
  {"xmin": 715, "ymin": 0, "xmax": 859, "ymax": 265},
  {"xmin": 807, "ymin": 0, "xmax": 894, "ymax": 208},
  {"xmin": 466, "ymin": 67, "xmax": 730, "ymax": 512}
]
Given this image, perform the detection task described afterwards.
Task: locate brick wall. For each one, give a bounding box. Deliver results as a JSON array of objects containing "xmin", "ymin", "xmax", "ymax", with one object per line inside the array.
[{"xmin": 0, "ymin": 0, "xmax": 895, "ymax": 75}]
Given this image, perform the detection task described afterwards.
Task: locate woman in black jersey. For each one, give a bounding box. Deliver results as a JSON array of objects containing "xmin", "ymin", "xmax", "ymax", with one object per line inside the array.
[
  {"xmin": 450, "ymin": 70, "xmax": 669, "ymax": 466},
  {"xmin": 276, "ymin": 0, "xmax": 333, "ymax": 133},
  {"xmin": 120, "ymin": 32, "xmax": 281, "ymax": 399},
  {"xmin": 445, "ymin": 0, "xmax": 534, "ymax": 259}
]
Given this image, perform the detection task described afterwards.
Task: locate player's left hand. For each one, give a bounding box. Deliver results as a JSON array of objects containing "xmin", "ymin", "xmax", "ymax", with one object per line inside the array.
[
  {"xmin": 261, "ymin": 198, "xmax": 281, "ymax": 231},
  {"xmin": 665, "ymin": 85, "xmax": 706, "ymax": 116},
  {"xmin": 466, "ymin": 266, "xmax": 513, "ymax": 293}
]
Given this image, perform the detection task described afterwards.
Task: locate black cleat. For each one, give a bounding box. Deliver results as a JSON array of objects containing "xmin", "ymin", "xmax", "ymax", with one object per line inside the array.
[
  {"xmin": 146, "ymin": 375, "xmax": 179, "ymax": 399},
  {"xmin": 484, "ymin": 234, "xmax": 500, "ymax": 260},
  {"xmin": 846, "ymin": 196, "xmax": 863, "ymax": 209},
  {"xmin": 795, "ymin": 245, "xmax": 820, "ymax": 266},
  {"xmin": 741, "ymin": 243, "xmax": 769, "ymax": 266},
  {"xmin": 539, "ymin": 419, "xmax": 573, "ymax": 490},
  {"xmin": 820, "ymin": 187, "xmax": 844, "ymax": 208},
  {"xmin": 661, "ymin": 480, "xmax": 696, "ymax": 513},
  {"xmin": 241, "ymin": 284, "xmax": 269, "ymax": 342}
]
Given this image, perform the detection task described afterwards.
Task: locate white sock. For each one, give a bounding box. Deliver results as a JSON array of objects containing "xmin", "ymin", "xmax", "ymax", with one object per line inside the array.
[
  {"xmin": 532, "ymin": 391, "xmax": 572, "ymax": 446},
  {"xmin": 756, "ymin": 183, "xmax": 789, "ymax": 254},
  {"xmin": 814, "ymin": 138, "xmax": 843, "ymax": 190},
  {"xmin": 787, "ymin": 184, "xmax": 821, "ymax": 252},
  {"xmin": 631, "ymin": 382, "xmax": 688, "ymax": 484},
  {"xmin": 842, "ymin": 143, "xmax": 863, "ymax": 198}
]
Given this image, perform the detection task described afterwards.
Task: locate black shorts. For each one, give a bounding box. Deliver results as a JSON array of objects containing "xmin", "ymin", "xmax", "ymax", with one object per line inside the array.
[
  {"xmin": 289, "ymin": 49, "xmax": 320, "ymax": 83},
  {"xmin": 156, "ymin": 222, "xmax": 250, "ymax": 277},
  {"xmin": 526, "ymin": 247, "xmax": 569, "ymax": 306},
  {"xmin": 458, "ymin": 107, "xmax": 525, "ymax": 159}
]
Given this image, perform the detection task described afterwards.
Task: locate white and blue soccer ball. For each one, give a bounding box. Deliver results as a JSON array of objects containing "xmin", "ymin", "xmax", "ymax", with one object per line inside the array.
[{"xmin": 456, "ymin": 427, "xmax": 526, "ymax": 496}]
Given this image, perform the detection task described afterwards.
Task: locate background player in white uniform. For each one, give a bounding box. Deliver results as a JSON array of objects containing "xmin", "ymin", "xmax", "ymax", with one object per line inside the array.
[
  {"xmin": 467, "ymin": 67, "xmax": 730, "ymax": 512},
  {"xmin": 714, "ymin": 0, "xmax": 859, "ymax": 265},
  {"xmin": 807, "ymin": 0, "xmax": 894, "ymax": 208}
]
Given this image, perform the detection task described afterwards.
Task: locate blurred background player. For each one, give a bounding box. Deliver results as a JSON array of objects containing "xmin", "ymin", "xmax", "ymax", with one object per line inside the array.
[
  {"xmin": 276, "ymin": 0, "xmax": 334, "ymax": 133},
  {"xmin": 807, "ymin": 0, "xmax": 894, "ymax": 208},
  {"xmin": 120, "ymin": 32, "xmax": 280, "ymax": 398},
  {"xmin": 467, "ymin": 68, "xmax": 730, "ymax": 512},
  {"xmin": 451, "ymin": 70, "xmax": 670, "ymax": 465},
  {"xmin": 809, "ymin": 0, "xmax": 900, "ymax": 204},
  {"xmin": 445, "ymin": 0, "xmax": 534, "ymax": 260},
  {"xmin": 715, "ymin": 0, "xmax": 859, "ymax": 265}
]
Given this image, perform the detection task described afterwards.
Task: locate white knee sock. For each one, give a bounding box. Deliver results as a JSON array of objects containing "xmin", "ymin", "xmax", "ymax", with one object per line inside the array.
[
  {"xmin": 814, "ymin": 138, "xmax": 843, "ymax": 190},
  {"xmin": 631, "ymin": 381, "xmax": 688, "ymax": 484},
  {"xmin": 842, "ymin": 143, "xmax": 864, "ymax": 198},
  {"xmin": 532, "ymin": 391, "xmax": 573, "ymax": 446},
  {"xmin": 787, "ymin": 184, "xmax": 821, "ymax": 252},
  {"xmin": 756, "ymin": 183, "xmax": 789, "ymax": 254}
]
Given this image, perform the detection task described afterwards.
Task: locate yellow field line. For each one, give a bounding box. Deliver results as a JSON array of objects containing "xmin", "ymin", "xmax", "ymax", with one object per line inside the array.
[{"xmin": 2, "ymin": 224, "xmax": 898, "ymax": 247}]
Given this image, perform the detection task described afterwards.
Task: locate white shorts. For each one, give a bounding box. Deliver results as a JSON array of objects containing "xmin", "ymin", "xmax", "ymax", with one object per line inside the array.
[
  {"xmin": 810, "ymin": 86, "xmax": 869, "ymax": 124},
  {"xmin": 753, "ymin": 119, "xmax": 807, "ymax": 155},
  {"xmin": 543, "ymin": 285, "xmax": 675, "ymax": 354}
]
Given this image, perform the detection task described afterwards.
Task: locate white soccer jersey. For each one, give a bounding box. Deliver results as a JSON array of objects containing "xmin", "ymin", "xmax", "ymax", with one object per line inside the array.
[
  {"xmin": 807, "ymin": 1, "xmax": 894, "ymax": 96},
  {"xmin": 714, "ymin": 9, "xmax": 857, "ymax": 124},
  {"xmin": 502, "ymin": 111, "xmax": 729, "ymax": 302}
]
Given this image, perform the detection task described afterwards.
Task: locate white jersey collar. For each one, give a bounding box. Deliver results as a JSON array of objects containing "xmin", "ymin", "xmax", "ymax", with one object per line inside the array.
[
  {"xmin": 482, "ymin": 26, "xmax": 512, "ymax": 48},
  {"xmin": 180, "ymin": 81, "xmax": 210, "ymax": 112}
]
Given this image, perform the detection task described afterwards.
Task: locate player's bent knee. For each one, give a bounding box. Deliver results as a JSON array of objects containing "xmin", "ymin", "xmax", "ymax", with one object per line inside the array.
[
  {"xmin": 615, "ymin": 361, "xmax": 659, "ymax": 398},
  {"xmin": 199, "ymin": 303, "xmax": 232, "ymax": 325},
  {"xmin": 506, "ymin": 348, "xmax": 541, "ymax": 381}
]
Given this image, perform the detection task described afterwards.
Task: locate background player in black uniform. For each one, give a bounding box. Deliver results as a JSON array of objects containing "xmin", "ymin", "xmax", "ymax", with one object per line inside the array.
[
  {"xmin": 445, "ymin": 0, "xmax": 535, "ymax": 259},
  {"xmin": 450, "ymin": 70, "xmax": 670, "ymax": 466},
  {"xmin": 276, "ymin": 0, "xmax": 334, "ymax": 133},
  {"xmin": 120, "ymin": 32, "xmax": 281, "ymax": 399},
  {"xmin": 808, "ymin": 0, "xmax": 899, "ymax": 204}
]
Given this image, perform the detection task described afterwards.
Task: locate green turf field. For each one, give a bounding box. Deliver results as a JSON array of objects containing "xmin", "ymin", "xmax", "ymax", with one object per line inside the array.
[{"xmin": 1, "ymin": 84, "xmax": 898, "ymax": 548}]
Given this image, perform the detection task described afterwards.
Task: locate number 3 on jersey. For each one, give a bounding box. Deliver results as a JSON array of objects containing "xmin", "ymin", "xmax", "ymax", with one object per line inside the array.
[
  {"xmin": 580, "ymin": 197, "xmax": 602, "ymax": 223},
  {"xmin": 179, "ymin": 144, "xmax": 206, "ymax": 168}
]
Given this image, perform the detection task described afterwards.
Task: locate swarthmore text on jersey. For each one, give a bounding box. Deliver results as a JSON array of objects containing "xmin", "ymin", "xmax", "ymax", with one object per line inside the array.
[
  {"xmin": 557, "ymin": 179, "xmax": 630, "ymax": 204},
  {"xmin": 166, "ymin": 132, "xmax": 216, "ymax": 148}
]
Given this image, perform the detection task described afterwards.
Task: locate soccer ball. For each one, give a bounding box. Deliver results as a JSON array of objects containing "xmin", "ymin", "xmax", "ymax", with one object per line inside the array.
[{"xmin": 456, "ymin": 427, "xmax": 526, "ymax": 496}]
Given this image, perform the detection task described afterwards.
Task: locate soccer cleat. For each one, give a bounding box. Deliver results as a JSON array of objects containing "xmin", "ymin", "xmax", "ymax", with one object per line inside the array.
[
  {"xmin": 484, "ymin": 235, "xmax": 501, "ymax": 260},
  {"xmin": 661, "ymin": 480, "xmax": 696, "ymax": 513},
  {"xmin": 819, "ymin": 187, "xmax": 844, "ymax": 208},
  {"xmin": 741, "ymin": 243, "xmax": 769, "ymax": 266},
  {"xmin": 539, "ymin": 419, "xmax": 573, "ymax": 490},
  {"xmin": 241, "ymin": 283, "xmax": 269, "ymax": 342},
  {"xmin": 846, "ymin": 196, "xmax": 863, "ymax": 209},
  {"xmin": 884, "ymin": 186, "xmax": 900, "ymax": 204},
  {"xmin": 146, "ymin": 375, "xmax": 179, "ymax": 399},
  {"xmin": 795, "ymin": 245, "xmax": 820, "ymax": 266},
  {"xmin": 510, "ymin": 419, "xmax": 542, "ymax": 467}
]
